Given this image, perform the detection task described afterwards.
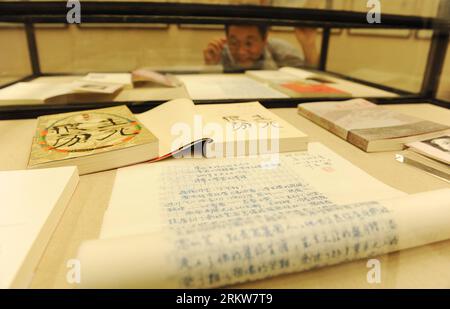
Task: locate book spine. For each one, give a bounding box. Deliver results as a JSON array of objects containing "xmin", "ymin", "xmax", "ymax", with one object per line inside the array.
[
  {"xmin": 403, "ymin": 155, "xmax": 450, "ymax": 181},
  {"xmin": 347, "ymin": 130, "xmax": 370, "ymax": 152}
]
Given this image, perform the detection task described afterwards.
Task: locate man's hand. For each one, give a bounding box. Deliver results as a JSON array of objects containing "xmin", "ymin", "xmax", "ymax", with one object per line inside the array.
[
  {"xmin": 294, "ymin": 27, "xmax": 319, "ymax": 67},
  {"xmin": 294, "ymin": 27, "xmax": 317, "ymax": 48},
  {"xmin": 203, "ymin": 38, "xmax": 227, "ymax": 65}
]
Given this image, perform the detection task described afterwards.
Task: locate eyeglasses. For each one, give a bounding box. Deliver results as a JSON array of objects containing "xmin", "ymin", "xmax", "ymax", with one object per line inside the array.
[{"xmin": 228, "ymin": 38, "xmax": 259, "ymax": 50}]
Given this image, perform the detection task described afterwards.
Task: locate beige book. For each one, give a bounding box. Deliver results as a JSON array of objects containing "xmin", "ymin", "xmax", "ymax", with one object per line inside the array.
[
  {"xmin": 396, "ymin": 150, "xmax": 450, "ymax": 182},
  {"xmin": 132, "ymin": 68, "xmax": 182, "ymax": 88},
  {"xmin": 136, "ymin": 98, "xmax": 308, "ymax": 158},
  {"xmin": 174, "ymin": 74, "xmax": 289, "ymax": 100},
  {"xmin": 0, "ymin": 166, "xmax": 79, "ymax": 288},
  {"xmin": 70, "ymin": 80, "xmax": 124, "ymax": 94},
  {"xmin": 298, "ymin": 98, "xmax": 449, "ymax": 152},
  {"xmin": 406, "ymin": 134, "xmax": 450, "ymax": 165},
  {"xmin": 0, "ymin": 82, "xmax": 75, "ymax": 104},
  {"xmin": 27, "ymin": 106, "xmax": 159, "ymax": 175},
  {"xmin": 0, "ymin": 72, "xmax": 183, "ymax": 106},
  {"xmin": 81, "ymin": 73, "xmax": 133, "ymax": 90},
  {"xmin": 0, "ymin": 81, "xmax": 122, "ymax": 105},
  {"xmin": 75, "ymin": 142, "xmax": 450, "ymax": 288}
]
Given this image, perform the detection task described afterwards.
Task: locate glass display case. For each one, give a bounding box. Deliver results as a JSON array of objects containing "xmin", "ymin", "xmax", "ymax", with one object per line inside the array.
[
  {"xmin": 1, "ymin": 1, "xmax": 450, "ymax": 291},
  {"xmin": 0, "ymin": 0, "xmax": 449, "ymax": 119}
]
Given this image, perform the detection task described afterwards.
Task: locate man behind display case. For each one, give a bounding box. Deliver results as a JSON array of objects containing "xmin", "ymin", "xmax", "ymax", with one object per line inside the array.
[{"xmin": 203, "ymin": 24, "xmax": 319, "ymax": 72}]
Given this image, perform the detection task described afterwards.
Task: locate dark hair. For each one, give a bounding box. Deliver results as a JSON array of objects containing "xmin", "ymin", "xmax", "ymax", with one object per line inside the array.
[{"xmin": 225, "ymin": 24, "xmax": 268, "ymax": 39}]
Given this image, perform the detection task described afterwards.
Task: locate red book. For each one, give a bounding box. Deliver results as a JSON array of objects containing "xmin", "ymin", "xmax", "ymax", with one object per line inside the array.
[{"xmin": 281, "ymin": 82, "xmax": 348, "ymax": 94}]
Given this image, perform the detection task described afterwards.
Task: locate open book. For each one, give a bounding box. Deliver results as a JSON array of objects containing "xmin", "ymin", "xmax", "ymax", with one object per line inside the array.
[
  {"xmin": 76, "ymin": 143, "xmax": 450, "ymax": 288},
  {"xmin": 136, "ymin": 98, "xmax": 308, "ymax": 158},
  {"xmin": 81, "ymin": 73, "xmax": 133, "ymax": 90},
  {"xmin": 0, "ymin": 166, "xmax": 79, "ymax": 288},
  {"xmin": 298, "ymin": 99, "xmax": 449, "ymax": 152},
  {"xmin": 175, "ymin": 74, "xmax": 289, "ymax": 100},
  {"xmin": 175, "ymin": 68, "xmax": 396, "ymax": 101},
  {"xmin": 27, "ymin": 99, "xmax": 307, "ymax": 174},
  {"xmin": 247, "ymin": 67, "xmax": 397, "ymax": 98},
  {"xmin": 0, "ymin": 73, "xmax": 132, "ymax": 105},
  {"xmin": 132, "ymin": 68, "xmax": 183, "ymax": 88},
  {"xmin": 0, "ymin": 82, "xmax": 102, "ymax": 105},
  {"xmin": 0, "ymin": 72, "xmax": 181, "ymax": 105},
  {"xmin": 246, "ymin": 69, "xmax": 350, "ymax": 98}
]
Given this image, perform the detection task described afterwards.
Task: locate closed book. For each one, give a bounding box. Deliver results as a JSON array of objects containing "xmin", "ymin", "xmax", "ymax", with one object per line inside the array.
[
  {"xmin": 298, "ymin": 99, "xmax": 449, "ymax": 152},
  {"xmin": 396, "ymin": 150, "xmax": 450, "ymax": 182},
  {"xmin": 27, "ymin": 105, "xmax": 159, "ymax": 175},
  {"xmin": 0, "ymin": 166, "xmax": 79, "ymax": 288}
]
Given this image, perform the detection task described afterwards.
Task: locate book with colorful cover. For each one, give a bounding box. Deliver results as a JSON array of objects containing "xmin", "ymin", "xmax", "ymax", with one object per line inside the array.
[
  {"xmin": 273, "ymin": 81, "xmax": 350, "ymax": 98},
  {"xmin": 245, "ymin": 69, "xmax": 350, "ymax": 98},
  {"xmin": 27, "ymin": 105, "xmax": 159, "ymax": 175}
]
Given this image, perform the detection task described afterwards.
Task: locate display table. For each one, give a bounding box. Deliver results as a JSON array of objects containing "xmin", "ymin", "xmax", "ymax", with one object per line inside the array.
[
  {"xmin": 0, "ymin": 70, "xmax": 397, "ymax": 108},
  {"xmin": 0, "ymin": 103, "xmax": 449, "ymax": 288}
]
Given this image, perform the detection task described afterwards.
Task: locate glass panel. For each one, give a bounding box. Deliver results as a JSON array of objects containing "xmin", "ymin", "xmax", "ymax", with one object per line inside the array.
[
  {"xmin": 345, "ymin": 0, "xmax": 441, "ymax": 18},
  {"xmin": 437, "ymin": 41, "xmax": 450, "ymax": 102},
  {"xmin": 36, "ymin": 23, "xmax": 321, "ymax": 73},
  {"xmin": 327, "ymin": 28, "xmax": 432, "ymax": 94},
  {"xmin": 436, "ymin": 0, "xmax": 450, "ymax": 103},
  {"xmin": 0, "ymin": 23, "xmax": 32, "ymax": 87},
  {"xmin": 1, "ymin": 0, "xmax": 448, "ymax": 109}
]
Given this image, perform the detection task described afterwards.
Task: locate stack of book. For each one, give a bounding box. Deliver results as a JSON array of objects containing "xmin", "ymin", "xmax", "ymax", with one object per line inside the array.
[
  {"xmin": 397, "ymin": 134, "xmax": 450, "ymax": 181},
  {"xmin": 298, "ymin": 99, "xmax": 449, "ymax": 152}
]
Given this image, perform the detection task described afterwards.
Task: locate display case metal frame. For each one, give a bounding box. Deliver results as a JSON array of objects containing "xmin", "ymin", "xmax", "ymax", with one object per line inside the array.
[{"xmin": 0, "ymin": 1, "xmax": 448, "ymax": 119}]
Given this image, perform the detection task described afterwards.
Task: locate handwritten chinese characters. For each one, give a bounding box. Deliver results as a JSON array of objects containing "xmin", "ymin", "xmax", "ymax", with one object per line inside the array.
[
  {"xmin": 156, "ymin": 153, "xmax": 398, "ymax": 288},
  {"xmin": 222, "ymin": 114, "xmax": 282, "ymax": 131}
]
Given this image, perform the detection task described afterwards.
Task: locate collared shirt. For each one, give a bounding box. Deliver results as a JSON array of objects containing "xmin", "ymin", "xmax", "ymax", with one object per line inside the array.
[{"xmin": 221, "ymin": 38, "xmax": 305, "ymax": 72}]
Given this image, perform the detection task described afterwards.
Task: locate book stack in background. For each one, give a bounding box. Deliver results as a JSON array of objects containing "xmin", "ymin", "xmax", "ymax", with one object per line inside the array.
[
  {"xmin": 397, "ymin": 134, "xmax": 450, "ymax": 182},
  {"xmin": 298, "ymin": 99, "xmax": 449, "ymax": 152}
]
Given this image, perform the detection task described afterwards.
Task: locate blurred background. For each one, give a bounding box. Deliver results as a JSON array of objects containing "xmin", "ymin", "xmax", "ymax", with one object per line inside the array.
[{"xmin": 1, "ymin": 0, "xmax": 449, "ymax": 101}]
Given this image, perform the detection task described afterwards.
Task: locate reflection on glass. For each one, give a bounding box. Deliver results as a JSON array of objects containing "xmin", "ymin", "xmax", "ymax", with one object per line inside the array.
[
  {"xmin": 437, "ymin": 41, "xmax": 450, "ymax": 103},
  {"xmin": 0, "ymin": 23, "xmax": 32, "ymax": 87},
  {"xmin": 203, "ymin": 24, "xmax": 319, "ymax": 72},
  {"xmin": 1, "ymin": 0, "xmax": 447, "ymax": 105},
  {"xmin": 34, "ymin": 23, "xmax": 320, "ymax": 74},
  {"xmin": 327, "ymin": 28, "xmax": 433, "ymax": 94}
]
